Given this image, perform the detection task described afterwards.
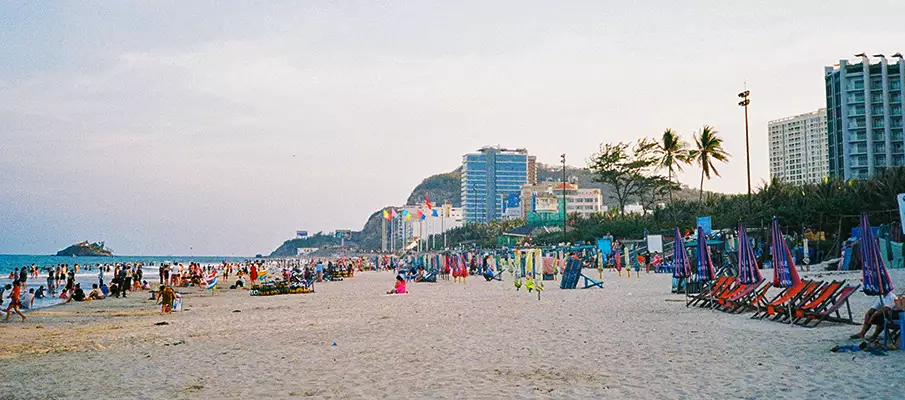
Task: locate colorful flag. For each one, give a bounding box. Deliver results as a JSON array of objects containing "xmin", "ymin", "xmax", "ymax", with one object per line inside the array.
[
  {"xmin": 391, "ymin": 208, "xmax": 398, "ymax": 219},
  {"xmin": 417, "ymin": 210, "xmax": 424, "ymax": 219},
  {"xmin": 383, "ymin": 209, "xmax": 390, "ymax": 220},
  {"xmin": 432, "ymin": 209, "xmax": 439, "ymax": 217},
  {"xmin": 425, "ymin": 194, "xmax": 433, "ymax": 210}
]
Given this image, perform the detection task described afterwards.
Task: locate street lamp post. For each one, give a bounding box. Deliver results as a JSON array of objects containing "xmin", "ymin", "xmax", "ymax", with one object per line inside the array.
[
  {"xmin": 561, "ymin": 153, "xmax": 567, "ymax": 244},
  {"xmin": 738, "ymin": 89, "xmax": 752, "ymax": 213}
]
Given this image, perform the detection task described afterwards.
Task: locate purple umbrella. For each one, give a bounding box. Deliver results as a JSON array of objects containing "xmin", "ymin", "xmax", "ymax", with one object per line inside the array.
[
  {"xmin": 770, "ymin": 217, "xmax": 801, "ymax": 288},
  {"xmin": 737, "ymin": 222, "xmax": 762, "ymax": 284},
  {"xmin": 672, "ymin": 228, "xmax": 691, "ymax": 279},
  {"xmin": 859, "ymin": 213, "xmax": 894, "ymax": 296},
  {"xmin": 695, "ymin": 226, "xmax": 716, "ymax": 282}
]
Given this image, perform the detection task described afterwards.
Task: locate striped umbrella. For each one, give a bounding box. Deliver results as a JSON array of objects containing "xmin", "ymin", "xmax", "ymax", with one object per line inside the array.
[
  {"xmin": 859, "ymin": 213, "xmax": 894, "ymax": 296},
  {"xmin": 770, "ymin": 217, "xmax": 801, "ymax": 288},
  {"xmin": 695, "ymin": 226, "xmax": 716, "ymax": 282},
  {"xmin": 672, "ymin": 228, "xmax": 691, "ymax": 279},
  {"xmin": 737, "ymin": 222, "xmax": 763, "ymax": 284}
]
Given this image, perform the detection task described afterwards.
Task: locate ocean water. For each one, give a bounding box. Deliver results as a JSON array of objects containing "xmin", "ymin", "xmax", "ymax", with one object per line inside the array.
[
  {"xmin": 0, "ymin": 254, "xmax": 252, "ymax": 275},
  {"xmin": 0, "ymin": 254, "xmax": 254, "ymax": 311}
]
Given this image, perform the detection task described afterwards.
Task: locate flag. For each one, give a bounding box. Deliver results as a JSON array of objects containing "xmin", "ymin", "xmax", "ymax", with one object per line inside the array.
[
  {"xmin": 425, "ymin": 194, "xmax": 433, "ymax": 210},
  {"xmin": 432, "ymin": 209, "xmax": 439, "ymax": 217},
  {"xmin": 417, "ymin": 210, "xmax": 424, "ymax": 219},
  {"xmin": 383, "ymin": 209, "xmax": 390, "ymax": 220},
  {"xmin": 405, "ymin": 213, "xmax": 411, "ymax": 221},
  {"xmin": 391, "ymin": 208, "xmax": 398, "ymax": 219}
]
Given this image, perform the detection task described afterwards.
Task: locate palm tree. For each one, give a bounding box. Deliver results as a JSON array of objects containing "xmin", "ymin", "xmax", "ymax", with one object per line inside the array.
[
  {"xmin": 693, "ymin": 125, "xmax": 730, "ymax": 201},
  {"xmin": 656, "ymin": 128, "xmax": 693, "ymax": 212}
]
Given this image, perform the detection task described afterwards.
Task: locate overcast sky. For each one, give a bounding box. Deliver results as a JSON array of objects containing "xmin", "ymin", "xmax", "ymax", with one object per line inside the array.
[{"xmin": 1, "ymin": 1, "xmax": 902, "ymax": 255}]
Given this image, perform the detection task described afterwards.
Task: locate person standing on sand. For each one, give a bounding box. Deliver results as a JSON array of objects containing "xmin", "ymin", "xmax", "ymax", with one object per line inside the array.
[
  {"xmin": 158, "ymin": 265, "xmax": 164, "ymax": 285},
  {"xmin": 98, "ymin": 266, "xmax": 105, "ymax": 287},
  {"xmin": 120, "ymin": 267, "xmax": 131, "ymax": 298},
  {"xmin": 4, "ymin": 281, "xmax": 26, "ymax": 321}
]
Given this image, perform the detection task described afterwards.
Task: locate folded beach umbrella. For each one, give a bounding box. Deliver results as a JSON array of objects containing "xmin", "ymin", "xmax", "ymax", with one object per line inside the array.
[
  {"xmin": 695, "ymin": 226, "xmax": 716, "ymax": 282},
  {"xmin": 736, "ymin": 222, "xmax": 763, "ymax": 284},
  {"xmin": 770, "ymin": 217, "xmax": 801, "ymax": 288},
  {"xmin": 859, "ymin": 213, "xmax": 894, "ymax": 296},
  {"xmin": 672, "ymin": 228, "xmax": 691, "ymax": 279}
]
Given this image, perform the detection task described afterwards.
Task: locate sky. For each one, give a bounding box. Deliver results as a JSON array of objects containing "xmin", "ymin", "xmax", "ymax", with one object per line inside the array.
[{"xmin": 1, "ymin": 1, "xmax": 903, "ymax": 256}]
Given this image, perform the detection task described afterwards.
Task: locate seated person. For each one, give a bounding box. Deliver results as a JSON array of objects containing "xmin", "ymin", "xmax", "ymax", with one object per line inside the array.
[
  {"xmin": 414, "ymin": 267, "xmax": 426, "ymax": 282},
  {"xmin": 141, "ymin": 280, "xmax": 151, "ymax": 290},
  {"xmin": 483, "ymin": 267, "xmax": 496, "ymax": 281},
  {"xmin": 852, "ymin": 290, "xmax": 902, "ymax": 341},
  {"xmin": 88, "ymin": 284, "xmax": 106, "ymax": 300},
  {"xmin": 66, "ymin": 284, "xmax": 87, "ymax": 303},
  {"xmin": 35, "ymin": 286, "xmax": 46, "ymax": 299},
  {"xmin": 109, "ymin": 282, "xmax": 120, "ymax": 298},
  {"xmin": 100, "ymin": 283, "xmax": 110, "ymax": 297},
  {"xmin": 387, "ymin": 275, "xmax": 407, "ymax": 294},
  {"xmin": 21, "ymin": 288, "xmax": 36, "ymax": 310}
]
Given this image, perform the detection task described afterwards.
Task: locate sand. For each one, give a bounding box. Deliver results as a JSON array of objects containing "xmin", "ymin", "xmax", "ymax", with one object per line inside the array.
[{"xmin": 1, "ymin": 268, "xmax": 903, "ymax": 399}]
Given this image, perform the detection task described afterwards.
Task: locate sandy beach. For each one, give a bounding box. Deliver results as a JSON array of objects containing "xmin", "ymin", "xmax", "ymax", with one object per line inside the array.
[{"xmin": 1, "ymin": 268, "xmax": 903, "ymax": 400}]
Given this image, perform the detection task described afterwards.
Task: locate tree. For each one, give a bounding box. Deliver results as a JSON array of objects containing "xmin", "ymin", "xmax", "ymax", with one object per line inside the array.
[
  {"xmin": 655, "ymin": 128, "xmax": 693, "ymax": 218},
  {"xmin": 587, "ymin": 138, "xmax": 661, "ymax": 217},
  {"xmin": 693, "ymin": 125, "xmax": 730, "ymax": 201}
]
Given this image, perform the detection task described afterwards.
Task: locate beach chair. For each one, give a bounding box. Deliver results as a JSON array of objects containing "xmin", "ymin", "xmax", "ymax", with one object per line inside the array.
[
  {"xmin": 795, "ymin": 284, "xmax": 860, "ymax": 328},
  {"xmin": 716, "ymin": 280, "xmax": 763, "ymax": 311},
  {"xmin": 690, "ymin": 277, "xmax": 737, "ymax": 308},
  {"xmin": 559, "ymin": 259, "xmax": 582, "ymax": 289},
  {"xmin": 789, "ymin": 281, "xmax": 845, "ymax": 323},
  {"xmin": 884, "ymin": 312, "xmax": 904, "ymax": 349},
  {"xmin": 686, "ymin": 276, "xmax": 730, "ymax": 307},
  {"xmin": 768, "ymin": 280, "xmax": 825, "ymax": 322},
  {"xmin": 751, "ymin": 280, "xmax": 808, "ymax": 319},
  {"xmin": 581, "ymin": 274, "xmax": 604, "ymax": 289},
  {"xmin": 725, "ymin": 281, "xmax": 771, "ymax": 313}
]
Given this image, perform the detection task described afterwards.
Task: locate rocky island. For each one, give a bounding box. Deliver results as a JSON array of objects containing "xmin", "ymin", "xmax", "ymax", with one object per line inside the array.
[{"xmin": 55, "ymin": 241, "xmax": 113, "ymax": 257}]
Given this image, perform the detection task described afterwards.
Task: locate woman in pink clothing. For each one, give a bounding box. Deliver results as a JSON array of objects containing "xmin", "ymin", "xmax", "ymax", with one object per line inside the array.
[{"xmin": 387, "ymin": 275, "xmax": 406, "ymax": 294}]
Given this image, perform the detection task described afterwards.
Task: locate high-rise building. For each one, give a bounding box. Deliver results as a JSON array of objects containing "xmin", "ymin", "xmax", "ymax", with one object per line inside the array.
[
  {"xmin": 768, "ymin": 108, "xmax": 829, "ymax": 185},
  {"xmin": 461, "ymin": 146, "xmax": 533, "ymax": 223},
  {"xmin": 825, "ymin": 54, "xmax": 905, "ymax": 180}
]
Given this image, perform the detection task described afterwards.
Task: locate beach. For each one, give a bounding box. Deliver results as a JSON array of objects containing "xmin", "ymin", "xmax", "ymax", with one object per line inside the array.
[{"xmin": 1, "ymin": 268, "xmax": 903, "ymax": 399}]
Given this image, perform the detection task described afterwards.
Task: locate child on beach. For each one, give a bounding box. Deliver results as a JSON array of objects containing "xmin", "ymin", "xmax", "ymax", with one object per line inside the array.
[
  {"xmin": 158, "ymin": 286, "xmax": 176, "ymax": 313},
  {"xmin": 387, "ymin": 275, "xmax": 407, "ymax": 294},
  {"xmin": 4, "ymin": 281, "xmax": 26, "ymax": 321}
]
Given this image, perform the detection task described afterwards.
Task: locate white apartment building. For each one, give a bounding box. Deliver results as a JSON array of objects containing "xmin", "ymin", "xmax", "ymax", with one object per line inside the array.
[
  {"xmin": 395, "ymin": 203, "xmax": 463, "ymax": 242},
  {"xmin": 520, "ymin": 182, "xmax": 605, "ymax": 218},
  {"xmin": 768, "ymin": 108, "xmax": 829, "ymax": 185}
]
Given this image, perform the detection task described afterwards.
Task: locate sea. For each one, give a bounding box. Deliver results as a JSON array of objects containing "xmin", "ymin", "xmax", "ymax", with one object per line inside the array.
[{"xmin": 0, "ymin": 254, "xmax": 254, "ymax": 311}]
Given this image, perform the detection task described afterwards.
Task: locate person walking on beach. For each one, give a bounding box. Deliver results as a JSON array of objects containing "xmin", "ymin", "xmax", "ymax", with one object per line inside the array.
[{"xmin": 4, "ymin": 281, "xmax": 26, "ymax": 321}]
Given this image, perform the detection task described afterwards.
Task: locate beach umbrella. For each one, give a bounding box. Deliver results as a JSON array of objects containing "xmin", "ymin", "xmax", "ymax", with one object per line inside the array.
[
  {"xmin": 672, "ymin": 228, "xmax": 691, "ymax": 279},
  {"xmin": 695, "ymin": 226, "xmax": 716, "ymax": 282},
  {"xmin": 859, "ymin": 212, "xmax": 894, "ymax": 296},
  {"xmin": 770, "ymin": 217, "xmax": 801, "ymax": 288},
  {"xmin": 736, "ymin": 222, "xmax": 763, "ymax": 284}
]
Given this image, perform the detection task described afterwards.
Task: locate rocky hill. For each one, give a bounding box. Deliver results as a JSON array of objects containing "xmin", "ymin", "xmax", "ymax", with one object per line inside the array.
[{"xmin": 56, "ymin": 241, "xmax": 113, "ymax": 257}]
